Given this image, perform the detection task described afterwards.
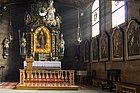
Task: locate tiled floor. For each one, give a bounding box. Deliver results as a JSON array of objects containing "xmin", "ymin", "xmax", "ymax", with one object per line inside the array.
[
  {"xmin": 0, "ymin": 87, "xmax": 114, "ymax": 93},
  {"xmin": 0, "ymin": 82, "xmax": 115, "ymax": 93}
]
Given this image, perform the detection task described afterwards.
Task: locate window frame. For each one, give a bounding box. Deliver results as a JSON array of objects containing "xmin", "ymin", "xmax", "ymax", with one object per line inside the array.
[
  {"xmin": 92, "ymin": 0, "xmax": 100, "ymax": 37},
  {"xmin": 112, "ymin": 1, "xmax": 126, "ymax": 28}
]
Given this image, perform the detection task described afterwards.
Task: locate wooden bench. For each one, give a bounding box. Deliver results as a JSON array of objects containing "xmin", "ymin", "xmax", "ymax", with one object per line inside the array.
[
  {"xmin": 92, "ymin": 78, "xmax": 108, "ymax": 88},
  {"xmin": 76, "ymin": 71, "xmax": 87, "ymax": 85},
  {"xmin": 116, "ymin": 82, "xmax": 140, "ymax": 93},
  {"xmin": 100, "ymin": 69, "xmax": 121, "ymax": 92}
]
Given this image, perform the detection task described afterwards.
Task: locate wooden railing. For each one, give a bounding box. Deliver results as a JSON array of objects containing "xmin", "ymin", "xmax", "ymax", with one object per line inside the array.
[{"xmin": 19, "ymin": 69, "xmax": 75, "ymax": 86}]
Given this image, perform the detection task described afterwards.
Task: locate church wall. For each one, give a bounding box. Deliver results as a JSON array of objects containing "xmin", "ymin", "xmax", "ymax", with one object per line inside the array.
[
  {"xmin": 61, "ymin": 5, "xmax": 91, "ymax": 70},
  {"xmin": 0, "ymin": 13, "xmax": 10, "ymax": 81},
  {"xmin": 90, "ymin": 0, "xmax": 140, "ymax": 85},
  {"xmin": 0, "ymin": 3, "xmax": 30, "ymax": 82}
]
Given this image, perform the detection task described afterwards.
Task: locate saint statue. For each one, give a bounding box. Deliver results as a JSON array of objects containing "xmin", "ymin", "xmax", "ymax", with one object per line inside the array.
[
  {"xmin": 37, "ymin": 31, "xmax": 46, "ymax": 49},
  {"xmin": 56, "ymin": 14, "xmax": 62, "ymax": 29},
  {"xmin": 60, "ymin": 34, "xmax": 65, "ymax": 55},
  {"xmin": 2, "ymin": 37, "xmax": 10, "ymax": 59},
  {"xmin": 46, "ymin": 0, "xmax": 56, "ymax": 26},
  {"xmin": 24, "ymin": 12, "xmax": 31, "ymax": 25},
  {"xmin": 20, "ymin": 33, "xmax": 27, "ymax": 55}
]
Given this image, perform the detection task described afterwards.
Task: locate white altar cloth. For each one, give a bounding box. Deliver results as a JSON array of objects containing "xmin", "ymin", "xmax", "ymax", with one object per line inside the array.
[{"xmin": 24, "ymin": 61, "xmax": 61, "ymax": 70}]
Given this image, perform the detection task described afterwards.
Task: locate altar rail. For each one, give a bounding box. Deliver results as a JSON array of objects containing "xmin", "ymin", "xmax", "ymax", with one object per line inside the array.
[{"xmin": 19, "ymin": 69, "xmax": 75, "ymax": 86}]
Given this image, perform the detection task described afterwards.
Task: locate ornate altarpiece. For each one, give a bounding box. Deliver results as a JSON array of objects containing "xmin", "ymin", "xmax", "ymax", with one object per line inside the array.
[
  {"xmin": 100, "ymin": 31, "xmax": 109, "ymax": 62},
  {"xmin": 125, "ymin": 19, "xmax": 140, "ymax": 60},
  {"xmin": 91, "ymin": 36, "xmax": 99, "ymax": 62},
  {"xmin": 19, "ymin": 0, "xmax": 64, "ymax": 61},
  {"xmin": 111, "ymin": 26, "xmax": 124, "ymax": 61}
]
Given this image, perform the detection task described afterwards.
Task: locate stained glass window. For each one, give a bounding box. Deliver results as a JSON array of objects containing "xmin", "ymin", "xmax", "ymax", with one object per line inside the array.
[
  {"xmin": 112, "ymin": 1, "xmax": 125, "ymax": 28},
  {"xmin": 92, "ymin": 0, "xmax": 99, "ymax": 37}
]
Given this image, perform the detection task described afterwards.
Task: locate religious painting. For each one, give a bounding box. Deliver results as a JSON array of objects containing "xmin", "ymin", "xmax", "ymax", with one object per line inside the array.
[
  {"xmin": 126, "ymin": 19, "xmax": 140, "ymax": 60},
  {"xmin": 111, "ymin": 26, "xmax": 124, "ymax": 61},
  {"xmin": 79, "ymin": 42, "xmax": 84, "ymax": 63},
  {"xmin": 74, "ymin": 45, "xmax": 80, "ymax": 62},
  {"xmin": 33, "ymin": 26, "xmax": 51, "ymax": 54},
  {"xmin": 91, "ymin": 36, "xmax": 99, "ymax": 62},
  {"xmin": 100, "ymin": 31, "xmax": 109, "ymax": 62},
  {"xmin": 84, "ymin": 40, "xmax": 90, "ymax": 62}
]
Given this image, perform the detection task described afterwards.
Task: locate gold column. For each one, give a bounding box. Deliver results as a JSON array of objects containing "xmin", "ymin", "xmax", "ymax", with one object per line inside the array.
[
  {"xmin": 20, "ymin": 69, "xmax": 25, "ymax": 85},
  {"xmin": 26, "ymin": 57, "xmax": 34, "ymax": 83}
]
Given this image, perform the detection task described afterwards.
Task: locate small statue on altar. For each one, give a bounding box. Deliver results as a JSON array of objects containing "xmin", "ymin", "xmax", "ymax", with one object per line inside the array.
[
  {"xmin": 37, "ymin": 31, "xmax": 46, "ymax": 49},
  {"xmin": 20, "ymin": 33, "xmax": 27, "ymax": 56},
  {"xmin": 24, "ymin": 12, "xmax": 31, "ymax": 25},
  {"xmin": 2, "ymin": 37, "xmax": 10, "ymax": 59},
  {"xmin": 56, "ymin": 14, "xmax": 62, "ymax": 29},
  {"xmin": 60, "ymin": 34, "xmax": 65, "ymax": 55}
]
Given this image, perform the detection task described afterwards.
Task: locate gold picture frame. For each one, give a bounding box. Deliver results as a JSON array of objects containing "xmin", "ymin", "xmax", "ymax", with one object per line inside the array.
[{"xmin": 33, "ymin": 26, "xmax": 51, "ymax": 54}]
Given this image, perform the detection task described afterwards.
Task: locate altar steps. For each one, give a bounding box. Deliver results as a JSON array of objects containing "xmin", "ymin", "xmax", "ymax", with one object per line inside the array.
[{"xmin": 16, "ymin": 84, "xmax": 79, "ymax": 90}]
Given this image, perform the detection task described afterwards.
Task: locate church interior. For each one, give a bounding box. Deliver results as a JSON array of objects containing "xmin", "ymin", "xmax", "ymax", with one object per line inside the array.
[{"xmin": 0, "ymin": 0, "xmax": 140, "ymax": 93}]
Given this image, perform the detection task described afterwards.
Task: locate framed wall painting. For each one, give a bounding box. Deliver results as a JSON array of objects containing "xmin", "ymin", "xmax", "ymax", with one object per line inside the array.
[
  {"xmin": 125, "ymin": 19, "xmax": 140, "ymax": 60},
  {"xmin": 84, "ymin": 40, "xmax": 90, "ymax": 63},
  {"xmin": 100, "ymin": 31, "xmax": 109, "ymax": 62},
  {"xmin": 111, "ymin": 26, "xmax": 124, "ymax": 61},
  {"xmin": 90, "ymin": 36, "xmax": 99, "ymax": 62},
  {"xmin": 79, "ymin": 41, "xmax": 84, "ymax": 63}
]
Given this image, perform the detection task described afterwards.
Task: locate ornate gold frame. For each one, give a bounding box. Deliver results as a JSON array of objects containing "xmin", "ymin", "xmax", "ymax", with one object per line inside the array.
[{"xmin": 33, "ymin": 26, "xmax": 51, "ymax": 54}]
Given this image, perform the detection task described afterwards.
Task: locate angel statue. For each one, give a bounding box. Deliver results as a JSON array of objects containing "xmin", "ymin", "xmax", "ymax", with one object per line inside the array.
[
  {"xmin": 60, "ymin": 34, "xmax": 65, "ymax": 56},
  {"xmin": 20, "ymin": 33, "xmax": 27, "ymax": 55},
  {"xmin": 56, "ymin": 14, "xmax": 62, "ymax": 29},
  {"xmin": 46, "ymin": 0, "xmax": 56, "ymax": 26}
]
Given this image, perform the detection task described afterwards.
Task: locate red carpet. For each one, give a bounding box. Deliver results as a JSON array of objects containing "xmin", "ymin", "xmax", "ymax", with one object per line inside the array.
[{"xmin": 0, "ymin": 82, "xmax": 18, "ymax": 89}]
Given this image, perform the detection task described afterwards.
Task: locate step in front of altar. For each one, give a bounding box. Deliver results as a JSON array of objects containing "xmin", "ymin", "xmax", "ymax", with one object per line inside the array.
[{"xmin": 16, "ymin": 84, "xmax": 79, "ymax": 90}]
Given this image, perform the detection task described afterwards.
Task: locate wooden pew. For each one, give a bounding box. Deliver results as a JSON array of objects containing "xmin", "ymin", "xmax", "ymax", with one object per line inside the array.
[
  {"xmin": 116, "ymin": 82, "xmax": 140, "ymax": 93},
  {"xmin": 100, "ymin": 69, "xmax": 121, "ymax": 92}
]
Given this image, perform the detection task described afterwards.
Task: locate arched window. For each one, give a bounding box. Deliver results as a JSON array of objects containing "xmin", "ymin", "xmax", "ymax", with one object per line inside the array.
[
  {"xmin": 92, "ymin": 0, "xmax": 99, "ymax": 37},
  {"xmin": 112, "ymin": 1, "xmax": 125, "ymax": 28}
]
